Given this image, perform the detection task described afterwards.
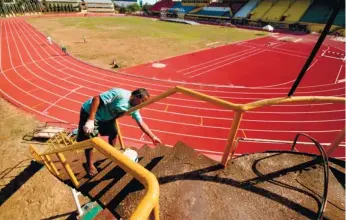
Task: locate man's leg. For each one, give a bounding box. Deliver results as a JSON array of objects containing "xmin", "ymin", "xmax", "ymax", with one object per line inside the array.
[
  {"xmin": 99, "ymin": 119, "xmax": 118, "ymax": 148},
  {"xmin": 108, "ymin": 132, "xmax": 118, "ymax": 147},
  {"xmin": 77, "ymin": 109, "xmax": 98, "ymax": 175}
]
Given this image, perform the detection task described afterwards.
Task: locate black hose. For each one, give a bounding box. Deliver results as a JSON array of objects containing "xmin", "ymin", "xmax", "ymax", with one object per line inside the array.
[{"xmin": 291, "ymin": 133, "xmax": 329, "ymax": 220}]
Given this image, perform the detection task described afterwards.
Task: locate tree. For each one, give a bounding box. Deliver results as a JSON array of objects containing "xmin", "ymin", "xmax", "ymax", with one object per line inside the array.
[
  {"xmin": 142, "ymin": 3, "xmax": 151, "ymax": 14},
  {"xmin": 16, "ymin": 0, "xmax": 24, "ymax": 14},
  {"xmin": 13, "ymin": 3, "xmax": 20, "ymax": 14},
  {"xmin": 0, "ymin": 0, "xmax": 5, "ymax": 17},
  {"xmin": 119, "ymin": 6, "xmax": 126, "ymax": 13},
  {"xmin": 42, "ymin": 0, "xmax": 47, "ymax": 12},
  {"xmin": 126, "ymin": 3, "xmax": 140, "ymax": 13}
]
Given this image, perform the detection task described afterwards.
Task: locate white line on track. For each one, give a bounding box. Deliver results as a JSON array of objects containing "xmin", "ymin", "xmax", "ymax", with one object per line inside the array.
[
  {"xmin": 42, "ymin": 86, "xmax": 83, "ymax": 113},
  {"xmin": 335, "ymin": 64, "xmax": 344, "ymax": 84},
  {"xmin": 182, "ymin": 48, "xmax": 262, "ymax": 76},
  {"xmin": 177, "ymin": 46, "xmax": 256, "ymax": 73},
  {"xmin": 1, "ymin": 20, "xmax": 344, "ymax": 153},
  {"xmin": 15, "ymin": 20, "xmax": 344, "ymax": 108},
  {"xmin": 189, "ymin": 50, "xmax": 266, "ymax": 78},
  {"xmin": 307, "ymin": 59, "xmax": 318, "ymax": 71},
  {"xmin": 7, "ymin": 20, "xmax": 345, "ymax": 118},
  {"xmin": 6, "ymin": 20, "xmax": 345, "ymax": 119},
  {"xmin": 19, "ymin": 20, "xmax": 343, "ymax": 93}
]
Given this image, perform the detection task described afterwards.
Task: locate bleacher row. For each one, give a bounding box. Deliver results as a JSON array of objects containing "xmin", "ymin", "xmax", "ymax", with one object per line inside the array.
[
  {"xmin": 41, "ymin": 0, "xmax": 115, "ymax": 13},
  {"xmin": 152, "ymin": 0, "xmax": 345, "ymax": 27}
]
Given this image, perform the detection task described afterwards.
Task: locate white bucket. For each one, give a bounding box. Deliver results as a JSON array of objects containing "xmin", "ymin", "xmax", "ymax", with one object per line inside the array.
[{"xmin": 123, "ymin": 149, "xmax": 138, "ymax": 163}]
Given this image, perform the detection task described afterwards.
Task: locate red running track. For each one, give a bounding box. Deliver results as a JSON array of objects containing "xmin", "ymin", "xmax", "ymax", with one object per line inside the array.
[{"xmin": 0, "ymin": 18, "xmax": 345, "ymax": 160}]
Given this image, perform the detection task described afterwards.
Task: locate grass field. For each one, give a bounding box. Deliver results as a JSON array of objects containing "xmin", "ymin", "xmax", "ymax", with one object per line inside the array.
[{"xmin": 28, "ymin": 16, "xmax": 267, "ymax": 69}]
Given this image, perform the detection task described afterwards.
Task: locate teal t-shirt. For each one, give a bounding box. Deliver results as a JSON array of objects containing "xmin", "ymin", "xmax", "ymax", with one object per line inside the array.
[{"xmin": 82, "ymin": 88, "xmax": 142, "ymax": 122}]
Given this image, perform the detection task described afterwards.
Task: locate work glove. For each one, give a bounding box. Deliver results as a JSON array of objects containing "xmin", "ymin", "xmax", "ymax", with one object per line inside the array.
[{"xmin": 83, "ymin": 119, "xmax": 95, "ymax": 134}]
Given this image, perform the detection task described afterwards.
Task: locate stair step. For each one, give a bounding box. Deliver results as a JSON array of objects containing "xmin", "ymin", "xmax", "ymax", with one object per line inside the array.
[{"xmin": 49, "ymin": 142, "xmax": 220, "ymax": 219}]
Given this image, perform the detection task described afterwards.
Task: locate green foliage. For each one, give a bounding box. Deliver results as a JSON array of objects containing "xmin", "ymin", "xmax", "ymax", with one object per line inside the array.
[
  {"xmin": 118, "ymin": 6, "xmax": 126, "ymax": 13},
  {"xmin": 141, "ymin": 3, "xmax": 151, "ymax": 14},
  {"xmin": 126, "ymin": 3, "xmax": 140, "ymax": 13},
  {"xmin": 42, "ymin": 0, "xmax": 47, "ymax": 11}
]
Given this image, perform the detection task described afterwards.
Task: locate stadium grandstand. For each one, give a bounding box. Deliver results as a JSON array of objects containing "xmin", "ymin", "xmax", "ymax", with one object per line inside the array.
[
  {"xmin": 229, "ymin": 0, "xmax": 247, "ymax": 14},
  {"xmin": 300, "ymin": 0, "xmax": 333, "ymax": 24},
  {"xmin": 150, "ymin": 0, "xmax": 174, "ymax": 13},
  {"xmin": 84, "ymin": 0, "xmax": 114, "ymax": 13},
  {"xmin": 299, "ymin": 0, "xmax": 345, "ymax": 33},
  {"xmin": 168, "ymin": 2, "xmax": 197, "ymax": 13},
  {"xmin": 261, "ymin": 0, "xmax": 291, "ymax": 22},
  {"xmin": 150, "ymin": 0, "xmax": 344, "ymax": 35},
  {"xmin": 333, "ymin": 4, "xmax": 345, "ymax": 26},
  {"xmin": 233, "ymin": 0, "xmax": 259, "ymax": 19},
  {"xmin": 189, "ymin": 6, "xmax": 231, "ymax": 18},
  {"xmin": 40, "ymin": 0, "xmax": 80, "ymax": 5},
  {"xmin": 281, "ymin": 0, "xmax": 312, "ymax": 23},
  {"xmin": 248, "ymin": 0, "xmax": 272, "ymax": 20}
]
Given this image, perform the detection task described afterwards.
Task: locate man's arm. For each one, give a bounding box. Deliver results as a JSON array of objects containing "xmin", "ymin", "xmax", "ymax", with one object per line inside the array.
[
  {"xmin": 88, "ymin": 96, "xmax": 101, "ymax": 120},
  {"xmin": 83, "ymin": 96, "xmax": 101, "ymax": 134},
  {"xmin": 136, "ymin": 120, "xmax": 162, "ymax": 144}
]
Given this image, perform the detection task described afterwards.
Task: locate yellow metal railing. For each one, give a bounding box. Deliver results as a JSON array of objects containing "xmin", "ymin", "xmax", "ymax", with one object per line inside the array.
[
  {"xmin": 30, "ymin": 137, "xmax": 159, "ymax": 220},
  {"xmin": 29, "ymin": 86, "xmax": 345, "ymax": 220},
  {"xmin": 121, "ymin": 86, "xmax": 345, "ymax": 166}
]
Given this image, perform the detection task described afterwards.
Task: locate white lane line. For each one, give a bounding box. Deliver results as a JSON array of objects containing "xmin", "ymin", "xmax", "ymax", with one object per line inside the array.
[
  {"xmin": 8, "ymin": 20, "xmax": 346, "ymax": 118},
  {"xmin": 182, "ymin": 48, "xmax": 262, "ymax": 76},
  {"xmin": 335, "ymin": 64, "xmax": 344, "ymax": 84},
  {"xmin": 307, "ymin": 59, "xmax": 318, "ymax": 71},
  {"xmin": 0, "ymin": 88, "xmax": 68, "ymax": 123},
  {"xmin": 2, "ymin": 20, "xmax": 344, "ymax": 144},
  {"xmin": 15, "ymin": 21, "xmax": 345, "ymax": 108},
  {"xmin": 268, "ymin": 49, "xmax": 307, "ymax": 58},
  {"xmin": 10, "ymin": 20, "xmax": 346, "ymax": 117},
  {"xmin": 189, "ymin": 50, "xmax": 265, "ymax": 78},
  {"xmin": 42, "ymin": 86, "xmax": 83, "ymax": 113},
  {"xmin": 8, "ymin": 19, "xmax": 89, "ymax": 103},
  {"xmin": 21, "ymin": 20, "xmax": 342, "ymax": 93},
  {"xmin": 177, "ymin": 46, "xmax": 256, "ymax": 73}
]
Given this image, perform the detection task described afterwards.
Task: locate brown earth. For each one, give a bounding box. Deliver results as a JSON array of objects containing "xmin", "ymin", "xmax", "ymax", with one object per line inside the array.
[
  {"xmin": 0, "ymin": 98, "xmax": 90, "ymax": 220},
  {"xmin": 54, "ymin": 141, "xmax": 345, "ymax": 220}
]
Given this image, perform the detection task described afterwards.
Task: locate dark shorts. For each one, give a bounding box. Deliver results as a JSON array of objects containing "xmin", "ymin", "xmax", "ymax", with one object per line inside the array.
[{"xmin": 76, "ymin": 108, "xmax": 118, "ymax": 145}]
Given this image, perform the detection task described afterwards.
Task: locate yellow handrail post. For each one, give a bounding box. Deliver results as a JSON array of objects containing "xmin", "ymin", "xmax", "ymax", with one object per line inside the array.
[
  {"xmin": 56, "ymin": 152, "xmax": 80, "ymax": 188},
  {"xmin": 90, "ymin": 138, "xmax": 159, "ymax": 220},
  {"xmin": 41, "ymin": 155, "xmax": 55, "ymax": 175},
  {"xmin": 221, "ymin": 111, "xmax": 243, "ymax": 167},
  {"xmin": 149, "ymin": 202, "xmax": 160, "ymax": 220},
  {"xmin": 115, "ymin": 120, "xmax": 125, "ymax": 150},
  {"xmin": 326, "ymin": 127, "xmax": 345, "ymax": 156},
  {"xmin": 29, "ymin": 145, "xmax": 44, "ymax": 164},
  {"xmin": 45, "ymin": 155, "xmax": 60, "ymax": 176}
]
